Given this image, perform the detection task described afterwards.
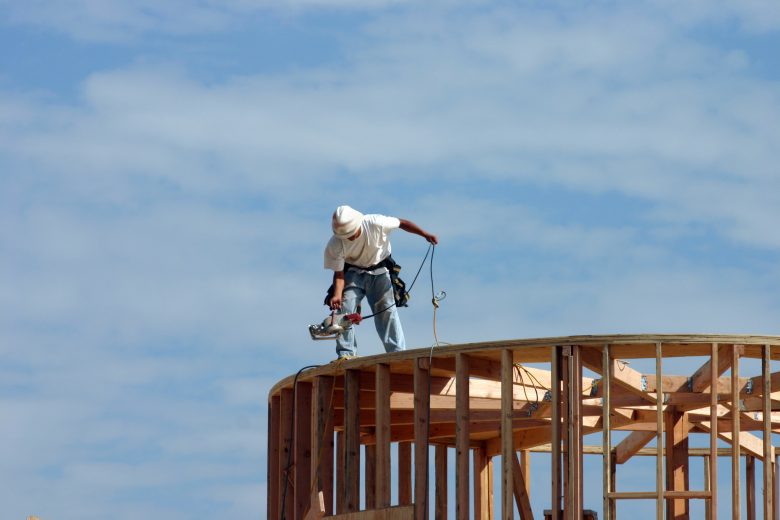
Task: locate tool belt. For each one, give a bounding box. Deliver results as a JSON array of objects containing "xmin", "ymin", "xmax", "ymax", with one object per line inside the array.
[{"xmin": 323, "ymin": 255, "xmax": 410, "ymax": 309}]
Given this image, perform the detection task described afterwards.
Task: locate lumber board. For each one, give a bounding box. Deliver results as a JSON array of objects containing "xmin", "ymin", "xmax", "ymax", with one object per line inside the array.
[
  {"xmin": 455, "ymin": 353, "xmax": 470, "ymax": 520},
  {"xmin": 326, "ymin": 505, "xmax": 415, "ymax": 520},
  {"xmin": 375, "ymin": 364, "xmax": 391, "ymax": 508}
]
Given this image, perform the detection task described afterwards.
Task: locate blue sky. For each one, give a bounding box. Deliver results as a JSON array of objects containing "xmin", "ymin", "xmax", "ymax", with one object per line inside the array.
[{"xmin": 1, "ymin": 0, "xmax": 779, "ymax": 518}]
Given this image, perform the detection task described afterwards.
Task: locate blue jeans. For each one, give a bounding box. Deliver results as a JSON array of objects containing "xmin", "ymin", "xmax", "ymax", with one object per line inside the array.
[{"xmin": 336, "ymin": 269, "xmax": 406, "ymax": 358}]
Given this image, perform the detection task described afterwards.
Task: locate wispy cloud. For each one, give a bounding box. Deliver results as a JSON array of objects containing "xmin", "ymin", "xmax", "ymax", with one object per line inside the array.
[{"xmin": 1, "ymin": 1, "xmax": 779, "ymax": 518}]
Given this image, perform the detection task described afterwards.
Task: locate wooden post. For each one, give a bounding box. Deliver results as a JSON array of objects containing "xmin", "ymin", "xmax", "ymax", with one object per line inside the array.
[
  {"xmin": 295, "ymin": 382, "xmax": 313, "ymax": 520},
  {"xmin": 710, "ymin": 343, "xmax": 719, "ymax": 520},
  {"xmin": 366, "ymin": 444, "xmax": 377, "ymax": 510},
  {"xmin": 747, "ymin": 456, "xmax": 756, "ymax": 520},
  {"xmin": 562, "ymin": 346, "xmax": 570, "ymax": 519},
  {"xmin": 435, "ymin": 445, "xmax": 448, "ymax": 520},
  {"xmin": 415, "ymin": 358, "xmax": 431, "ymax": 520},
  {"xmin": 551, "ymin": 346, "xmax": 561, "ymax": 520},
  {"xmin": 733, "ymin": 345, "xmax": 742, "ymax": 520},
  {"xmin": 344, "ymin": 370, "xmax": 361, "ymax": 513},
  {"xmin": 336, "ymin": 430, "xmax": 345, "ymax": 514},
  {"xmin": 610, "ymin": 455, "xmax": 617, "ymax": 520},
  {"xmin": 520, "ymin": 450, "xmax": 531, "ymax": 499},
  {"xmin": 603, "ymin": 344, "xmax": 613, "ymax": 520},
  {"xmin": 280, "ymin": 388, "xmax": 295, "ymax": 520},
  {"xmin": 665, "ymin": 409, "xmax": 690, "ymax": 519},
  {"xmin": 501, "ymin": 348, "xmax": 514, "ymax": 520},
  {"xmin": 269, "ymin": 396, "xmax": 281, "ymax": 520},
  {"xmin": 456, "ymin": 353, "xmax": 471, "ymax": 520},
  {"xmin": 376, "ymin": 363, "xmax": 392, "ymax": 508},
  {"xmin": 763, "ymin": 344, "xmax": 773, "ymax": 520},
  {"xmin": 399, "ymin": 442, "xmax": 413, "ymax": 506},
  {"xmin": 656, "ymin": 342, "xmax": 664, "ymax": 520},
  {"xmin": 312, "ymin": 376, "xmax": 335, "ymax": 516},
  {"xmin": 705, "ymin": 455, "xmax": 711, "ymax": 520},
  {"xmin": 474, "ymin": 446, "xmax": 494, "ymax": 520},
  {"xmin": 570, "ymin": 346, "xmax": 583, "ymax": 518}
]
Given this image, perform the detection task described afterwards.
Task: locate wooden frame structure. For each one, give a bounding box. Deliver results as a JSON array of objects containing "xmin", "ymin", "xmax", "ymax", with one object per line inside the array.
[{"xmin": 267, "ymin": 334, "xmax": 780, "ymax": 519}]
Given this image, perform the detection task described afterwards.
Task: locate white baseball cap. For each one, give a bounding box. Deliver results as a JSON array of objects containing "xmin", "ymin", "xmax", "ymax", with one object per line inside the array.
[{"xmin": 332, "ymin": 205, "xmax": 364, "ymax": 239}]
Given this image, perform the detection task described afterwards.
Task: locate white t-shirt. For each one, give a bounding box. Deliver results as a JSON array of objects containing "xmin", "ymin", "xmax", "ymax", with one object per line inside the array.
[{"xmin": 324, "ymin": 214, "xmax": 401, "ymax": 274}]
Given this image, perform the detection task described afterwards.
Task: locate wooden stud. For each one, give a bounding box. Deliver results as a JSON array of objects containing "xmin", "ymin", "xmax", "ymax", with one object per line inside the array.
[
  {"xmin": 474, "ymin": 446, "xmax": 493, "ymax": 520},
  {"xmin": 312, "ymin": 376, "xmax": 335, "ymax": 516},
  {"xmin": 747, "ymin": 456, "xmax": 756, "ymax": 520},
  {"xmin": 280, "ymin": 388, "xmax": 295, "ymax": 520},
  {"xmin": 456, "ymin": 353, "xmax": 470, "ymax": 520},
  {"xmin": 435, "ymin": 445, "xmax": 447, "ymax": 520},
  {"xmin": 610, "ymin": 454, "xmax": 617, "ymax": 520},
  {"xmin": 520, "ymin": 450, "xmax": 531, "ymax": 499},
  {"xmin": 562, "ymin": 346, "xmax": 570, "ymax": 519},
  {"xmin": 295, "ymin": 382, "xmax": 313, "ymax": 520},
  {"xmin": 501, "ymin": 348, "xmax": 514, "ymax": 520},
  {"xmin": 734, "ymin": 345, "xmax": 742, "ymax": 520},
  {"xmin": 710, "ymin": 343, "xmax": 719, "ymax": 520},
  {"xmin": 551, "ymin": 346, "xmax": 561, "ymax": 520},
  {"xmin": 656, "ymin": 342, "xmax": 664, "ymax": 520},
  {"xmin": 665, "ymin": 408, "xmax": 691, "ymax": 519},
  {"xmin": 376, "ymin": 364, "xmax": 392, "ymax": 508},
  {"xmin": 415, "ymin": 358, "xmax": 431, "ymax": 520},
  {"xmin": 337, "ymin": 430, "xmax": 345, "ymax": 514},
  {"xmin": 511, "ymin": 451, "xmax": 534, "ymax": 519},
  {"xmin": 366, "ymin": 444, "xmax": 377, "ymax": 510},
  {"xmin": 603, "ymin": 344, "xmax": 613, "ymax": 520},
  {"xmin": 345, "ymin": 370, "xmax": 361, "ymax": 513},
  {"xmin": 399, "ymin": 442, "xmax": 412, "ymax": 506},
  {"xmin": 763, "ymin": 344, "xmax": 773, "ymax": 520},
  {"xmin": 704, "ymin": 455, "xmax": 711, "ymax": 520},
  {"xmin": 269, "ymin": 396, "xmax": 281, "ymax": 520},
  {"xmin": 570, "ymin": 345, "xmax": 583, "ymax": 518}
]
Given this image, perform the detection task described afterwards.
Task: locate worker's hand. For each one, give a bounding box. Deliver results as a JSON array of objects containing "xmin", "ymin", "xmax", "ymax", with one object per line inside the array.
[
  {"xmin": 329, "ymin": 295, "xmax": 343, "ymax": 310},
  {"xmin": 424, "ymin": 233, "xmax": 438, "ymax": 245}
]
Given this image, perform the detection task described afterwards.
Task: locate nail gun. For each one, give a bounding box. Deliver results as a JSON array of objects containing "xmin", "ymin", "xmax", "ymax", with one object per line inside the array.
[{"xmin": 308, "ymin": 312, "xmax": 363, "ymax": 341}]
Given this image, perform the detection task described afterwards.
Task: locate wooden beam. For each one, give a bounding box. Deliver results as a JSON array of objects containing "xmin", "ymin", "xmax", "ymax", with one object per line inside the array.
[
  {"xmin": 691, "ymin": 344, "xmax": 736, "ymax": 392},
  {"xmin": 376, "ymin": 364, "xmax": 392, "ymax": 508},
  {"xmin": 501, "ymin": 348, "xmax": 514, "ymax": 520},
  {"xmin": 456, "ymin": 353, "xmax": 470, "ymax": 520},
  {"xmin": 435, "ymin": 445, "xmax": 447, "ymax": 520},
  {"xmin": 344, "ymin": 370, "xmax": 361, "ymax": 513},
  {"xmin": 615, "ymin": 431, "xmax": 656, "ymax": 464},
  {"xmin": 414, "ymin": 358, "xmax": 430, "ymax": 520},
  {"xmin": 511, "ymin": 451, "xmax": 535, "ymax": 519},
  {"xmin": 295, "ymin": 382, "xmax": 314, "ymax": 520}
]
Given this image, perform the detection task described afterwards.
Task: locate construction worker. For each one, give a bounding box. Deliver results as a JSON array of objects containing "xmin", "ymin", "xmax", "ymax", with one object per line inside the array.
[{"xmin": 324, "ymin": 205, "xmax": 438, "ymax": 359}]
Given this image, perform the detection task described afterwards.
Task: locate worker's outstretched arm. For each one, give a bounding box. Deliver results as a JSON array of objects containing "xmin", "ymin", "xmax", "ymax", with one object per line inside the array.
[
  {"xmin": 329, "ymin": 270, "xmax": 345, "ymax": 310},
  {"xmin": 399, "ymin": 219, "xmax": 438, "ymax": 245}
]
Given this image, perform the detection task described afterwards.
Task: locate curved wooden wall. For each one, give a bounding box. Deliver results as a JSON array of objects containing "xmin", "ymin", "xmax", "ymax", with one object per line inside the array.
[{"xmin": 267, "ymin": 334, "xmax": 780, "ymax": 520}]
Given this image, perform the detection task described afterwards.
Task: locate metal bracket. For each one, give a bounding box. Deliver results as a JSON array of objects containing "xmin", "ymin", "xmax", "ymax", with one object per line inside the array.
[
  {"xmin": 543, "ymin": 390, "xmax": 552, "ymax": 402},
  {"xmin": 687, "ymin": 377, "xmax": 693, "ymax": 392},
  {"xmin": 591, "ymin": 380, "xmax": 600, "ymax": 397},
  {"xmin": 745, "ymin": 379, "xmax": 753, "ymax": 395},
  {"xmin": 641, "ymin": 375, "xmax": 648, "ymax": 392}
]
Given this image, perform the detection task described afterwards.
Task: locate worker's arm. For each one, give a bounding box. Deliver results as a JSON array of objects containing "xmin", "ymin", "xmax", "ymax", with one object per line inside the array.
[
  {"xmin": 329, "ymin": 270, "xmax": 345, "ymax": 310},
  {"xmin": 399, "ymin": 218, "xmax": 438, "ymax": 245}
]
